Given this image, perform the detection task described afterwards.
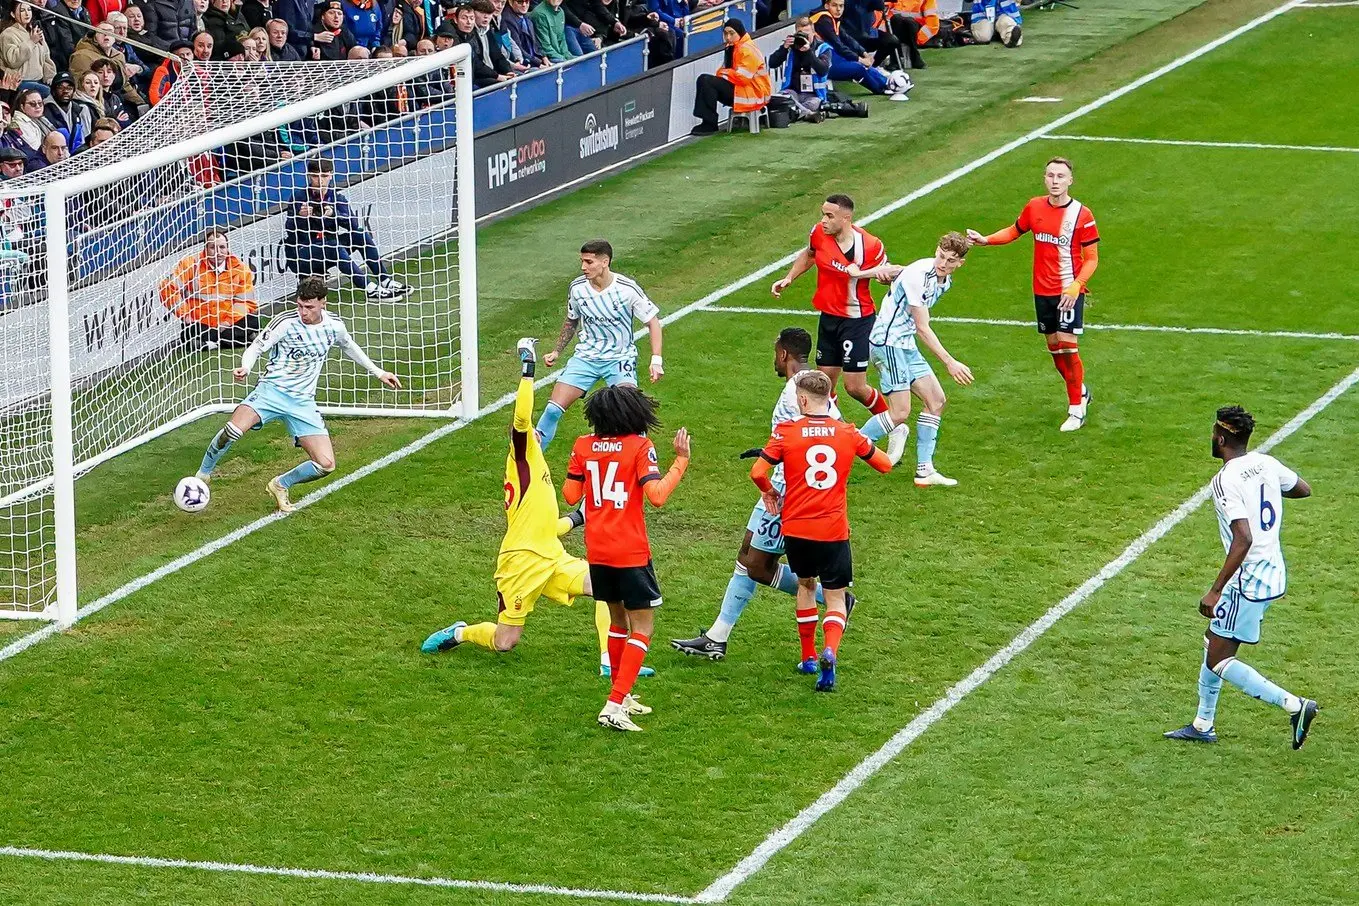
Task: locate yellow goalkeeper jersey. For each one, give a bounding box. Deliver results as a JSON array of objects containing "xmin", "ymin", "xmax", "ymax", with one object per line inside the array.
[{"xmin": 500, "ymin": 378, "xmax": 565, "ymax": 560}]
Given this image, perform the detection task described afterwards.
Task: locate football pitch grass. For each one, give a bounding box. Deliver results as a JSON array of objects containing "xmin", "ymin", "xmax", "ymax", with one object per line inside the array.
[{"xmin": 3, "ymin": 1, "xmax": 1359, "ymax": 903}]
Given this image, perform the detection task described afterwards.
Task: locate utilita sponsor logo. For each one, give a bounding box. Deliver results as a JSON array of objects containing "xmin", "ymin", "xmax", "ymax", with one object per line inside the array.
[
  {"xmin": 488, "ymin": 138, "xmax": 548, "ymax": 189},
  {"xmin": 1034, "ymin": 231, "xmax": 1071, "ymax": 247},
  {"xmin": 579, "ymin": 112, "xmax": 619, "ymax": 159}
]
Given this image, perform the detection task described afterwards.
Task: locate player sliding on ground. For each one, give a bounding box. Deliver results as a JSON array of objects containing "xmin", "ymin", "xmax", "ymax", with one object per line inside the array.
[
  {"xmin": 1163, "ymin": 405, "xmax": 1319, "ymax": 749},
  {"xmin": 771, "ymin": 194, "xmax": 895, "ymax": 424},
  {"xmin": 853, "ymin": 232, "xmax": 974, "ymax": 485},
  {"xmin": 563, "ymin": 386, "xmax": 690, "ymax": 731},
  {"xmin": 195, "ymin": 277, "xmax": 401, "ymax": 513},
  {"xmin": 750, "ymin": 370, "xmax": 891, "ymax": 691},
  {"xmin": 671, "ymin": 327, "xmax": 853, "ymax": 662},
  {"xmin": 967, "ymin": 156, "xmax": 1100, "ymax": 432},
  {"xmin": 420, "ymin": 339, "xmax": 619, "ymax": 667},
  {"xmin": 535, "ymin": 239, "xmax": 665, "ymax": 450}
]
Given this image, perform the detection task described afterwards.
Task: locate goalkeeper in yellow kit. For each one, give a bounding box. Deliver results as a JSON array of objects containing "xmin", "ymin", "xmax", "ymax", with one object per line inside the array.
[{"xmin": 421, "ymin": 338, "xmax": 644, "ymax": 676}]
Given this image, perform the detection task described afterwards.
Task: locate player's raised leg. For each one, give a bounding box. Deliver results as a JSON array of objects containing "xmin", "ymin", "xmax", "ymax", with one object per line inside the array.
[{"xmin": 196, "ymin": 404, "xmax": 261, "ymax": 481}]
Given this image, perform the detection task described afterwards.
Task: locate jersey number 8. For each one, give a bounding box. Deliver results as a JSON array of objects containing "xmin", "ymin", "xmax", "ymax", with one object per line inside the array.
[
  {"xmin": 587, "ymin": 460, "xmax": 628, "ymax": 509},
  {"xmin": 805, "ymin": 444, "xmax": 839, "ymax": 490}
]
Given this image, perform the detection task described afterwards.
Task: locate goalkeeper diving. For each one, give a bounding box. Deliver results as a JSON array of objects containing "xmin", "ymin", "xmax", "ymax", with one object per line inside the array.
[{"xmin": 421, "ymin": 338, "xmax": 626, "ymax": 673}]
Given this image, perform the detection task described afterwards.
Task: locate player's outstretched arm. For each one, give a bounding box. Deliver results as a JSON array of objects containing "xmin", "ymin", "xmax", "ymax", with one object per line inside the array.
[
  {"xmin": 646, "ymin": 317, "xmax": 664, "ymax": 383},
  {"xmin": 912, "ymin": 305, "xmax": 973, "ymax": 386},
  {"xmin": 771, "ymin": 248, "xmax": 814, "ymax": 297},
  {"xmin": 966, "ymin": 225, "xmax": 1022, "ymax": 247},
  {"xmin": 340, "ymin": 334, "xmax": 402, "ymax": 390},
  {"xmin": 543, "ymin": 316, "xmax": 578, "ymax": 367},
  {"xmin": 643, "ymin": 429, "xmax": 690, "ymax": 507},
  {"xmin": 512, "ymin": 338, "xmax": 538, "ymax": 432}
]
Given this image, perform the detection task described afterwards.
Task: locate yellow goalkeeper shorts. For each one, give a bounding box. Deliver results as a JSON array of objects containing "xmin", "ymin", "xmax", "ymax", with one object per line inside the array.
[{"xmin": 494, "ymin": 549, "xmax": 589, "ymax": 627}]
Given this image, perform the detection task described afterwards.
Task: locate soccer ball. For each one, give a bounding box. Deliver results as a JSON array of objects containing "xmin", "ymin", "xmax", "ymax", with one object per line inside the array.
[
  {"xmin": 174, "ymin": 476, "xmax": 211, "ymax": 513},
  {"xmin": 888, "ymin": 70, "xmax": 913, "ymax": 95}
]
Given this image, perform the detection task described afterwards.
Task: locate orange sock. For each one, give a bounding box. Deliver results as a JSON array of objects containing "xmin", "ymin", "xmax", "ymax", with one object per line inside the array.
[
  {"xmin": 1050, "ymin": 343, "xmax": 1084, "ymax": 405},
  {"xmin": 863, "ymin": 387, "xmax": 889, "ymax": 415},
  {"xmin": 822, "ymin": 612, "xmax": 846, "ymax": 656},
  {"xmin": 606, "ymin": 624, "xmax": 627, "ymax": 672},
  {"xmin": 796, "ymin": 606, "xmax": 819, "ymax": 661},
  {"xmin": 608, "ymin": 632, "xmax": 651, "ymax": 704}
]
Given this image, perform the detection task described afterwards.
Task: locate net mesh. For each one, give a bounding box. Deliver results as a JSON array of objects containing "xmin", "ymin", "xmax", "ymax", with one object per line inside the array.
[{"xmin": 0, "ymin": 56, "xmax": 467, "ymax": 617}]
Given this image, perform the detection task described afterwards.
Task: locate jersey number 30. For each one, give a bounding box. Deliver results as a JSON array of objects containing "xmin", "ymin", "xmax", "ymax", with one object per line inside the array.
[
  {"xmin": 805, "ymin": 444, "xmax": 839, "ymax": 490},
  {"xmin": 587, "ymin": 460, "xmax": 628, "ymax": 509}
]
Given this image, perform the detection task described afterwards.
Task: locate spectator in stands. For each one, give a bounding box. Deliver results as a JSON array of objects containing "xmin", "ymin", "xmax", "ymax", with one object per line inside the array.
[
  {"xmin": 240, "ymin": 0, "xmax": 270, "ymax": 28},
  {"xmin": 341, "ymin": 0, "xmax": 381, "ymax": 50},
  {"xmin": 204, "ymin": 0, "xmax": 248, "ymax": 56},
  {"xmin": 1, "ymin": 2, "xmax": 56, "ymax": 93},
  {"xmin": 104, "ymin": 12, "xmax": 150, "ymax": 100},
  {"xmin": 450, "ymin": 3, "xmax": 510, "ymax": 87},
  {"xmin": 74, "ymin": 68, "xmax": 102, "ymax": 117},
  {"xmin": 3, "ymin": 86, "xmax": 51, "ymax": 170},
  {"xmin": 160, "ymin": 229, "xmax": 260, "ymax": 350},
  {"xmin": 41, "ymin": 0, "xmax": 90, "ymax": 71},
  {"xmin": 45, "ymin": 71, "xmax": 93, "ymax": 149},
  {"xmin": 283, "ymin": 156, "xmax": 409, "ymax": 300},
  {"xmin": 689, "ymin": 19, "xmax": 768, "ymax": 135},
  {"xmin": 567, "ymin": 0, "xmax": 618, "ymax": 49},
  {"xmin": 243, "ymin": 24, "xmax": 266, "ymax": 55},
  {"xmin": 86, "ymin": 113, "xmax": 118, "ymax": 144},
  {"xmin": 273, "ymin": 0, "xmax": 313, "ymax": 57},
  {"xmin": 769, "ymin": 15, "xmax": 829, "ymax": 121},
  {"xmin": 528, "ymin": 0, "xmax": 576, "ymax": 64},
  {"xmin": 37, "ymin": 125, "xmax": 66, "ymax": 164},
  {"xmin": 264, "ymin": 16, "xmax": 298, "ymax": 57},
  {"xmin": 501, "ymin": 0, "xmax": 544, "ymax": 66},
  {"xmin": 190, "ymin": 27, "xmax": 212, "ymax": 58},
  {"xmin": 148, "ymin": 37, "xmax": 191, "ymax": 102},
  {"xmin": 91, "ymin": 57, "xmax": 134, "ymax": 125},
  {"xmin": 192, "ymin": 0, "xmax": 207, "ymax": 30},
  {"xmin": 810, "ymin": 0, "xmax": 895, "ymax": 97},
  {"xmin": 387, "ymin": 0, "xmax": 426, "ymax": 55},
  {"xmin": 647, "ymin": 0, "xmax": 686, "ymax": 56},
  {"xmin": 970, "ymin": 0, "xmax": 1020, "ymax": 47},
  {"xmin": 311, "ymin": 0, "xmax": 356, "ymax": 59},
  {"xmin": 68, "ymin": 21, "xmax": 115, "ymax": 80},
  {"xmin": 408, "ymin": 34, "xmax": 448, "ymax": 106},
  {"xmin": 469, "ymin": 0, "xmax": 520, "ymax": 75},
  {"xmin": 144, "ymin": 0, "xmax": 196, "ymax": 46},
  {"xmin": 615, "ymin": 0, "xmax": 673, "ymax": 66},
  {"xmin": 0, "ymin": 145, "xmax": 39, "ymax": 292},
  {"xmin": 485, "ymin": 0, "xmax": 527, "ymax": 71}
]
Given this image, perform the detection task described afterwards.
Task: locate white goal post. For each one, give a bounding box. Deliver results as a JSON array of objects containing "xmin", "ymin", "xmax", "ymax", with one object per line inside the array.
[{"xmin": 0, "ymin": 46, "xmax": 475, "ymax": 626}]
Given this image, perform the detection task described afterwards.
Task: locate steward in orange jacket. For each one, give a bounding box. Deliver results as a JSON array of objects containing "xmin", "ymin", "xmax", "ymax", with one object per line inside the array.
[
  {"xmin": 690, "ymin": 19, "xmax": 771, "ymax": 135},
  {"xmin": 159, "ymin": 230, "xmax": 261, "ymax": 350}
]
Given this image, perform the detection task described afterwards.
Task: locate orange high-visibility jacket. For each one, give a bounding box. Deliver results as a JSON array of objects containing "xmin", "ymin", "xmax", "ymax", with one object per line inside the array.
[
  {"xmin": 159, "ymin": 252, "xmax": 257, "ymax": 328},
  {"xmin": 882, "ymin": 0, "xmax": 939, "ymax": 45},
  {"xmin": 717, "ymin": 34, "xmax": 772, "ymax": 114}
]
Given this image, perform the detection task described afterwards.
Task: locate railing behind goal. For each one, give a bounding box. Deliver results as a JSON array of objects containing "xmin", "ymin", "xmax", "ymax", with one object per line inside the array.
[{"xmin": 0, "ymin": 47, "xmax": 475, "ymax": 625}]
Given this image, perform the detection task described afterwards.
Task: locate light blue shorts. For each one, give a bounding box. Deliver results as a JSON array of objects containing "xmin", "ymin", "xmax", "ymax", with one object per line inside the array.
[
  {"xmin": 871, "ymin": 343, "xmax": 933, "ymax": 395},
  {"xmin": 746, "ymin": 497, "xmax": 784, "ymax": 555},
  {"xmin": 1209, "ymin": 584, "xmax": 1277, "ymax": 645},
  {"xmin": 557, "ymin": 355, "xmax": 638, "ymax": 392},
  {"xmin": 242, "ymin": 381, "xmax": 328, "ymax": 438}
]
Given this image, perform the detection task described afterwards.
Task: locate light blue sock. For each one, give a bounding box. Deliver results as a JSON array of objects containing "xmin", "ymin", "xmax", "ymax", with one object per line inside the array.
[
  {"xmin": 916, "ymin": 413, "xmax": 941, "ymax": 471},
  {"xmin": 1220, "ymin": 658, "xmax": 1294, "ymax": 711},
  {"xmin": 198, "ymin": 423, "xmax": 242, "ymax": 476},
  {"xmin": 773, "ymin": 564, "xmax": 824, "ymax": 603},
  {"xmin": 1196, "ymin": 655, "xmax": 1222, "ymax": 727},
  {"xmin": 707, "ymin": 566, "xmax": 758, "ymax": 643},
  {"xmin": 536, "ymin": 401, "xmax": 565, "ymax": 449},
  {"xmin": 859, "ymin": 412, "xmax": 893, "ymax": 442},
  {"xmin": 278, "ymin": 459, "xmax": 325, "ymax": 490}
]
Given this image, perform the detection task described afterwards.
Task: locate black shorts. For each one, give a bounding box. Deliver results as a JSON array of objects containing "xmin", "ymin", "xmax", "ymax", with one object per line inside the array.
[
  {"xmin": 783, "ymin": 537, "xmax": 853, "ymax": 591},
  {"xmin": 816, "ymin": 313, "xmax": 874, "ymax": 373},
  {"xmin": 589, "ymin": 562, "xmax": 663, "ymax": 610},
  {"xmin": 1034, "ymin": 294, "xmax": 1085, "ymax": 335}
]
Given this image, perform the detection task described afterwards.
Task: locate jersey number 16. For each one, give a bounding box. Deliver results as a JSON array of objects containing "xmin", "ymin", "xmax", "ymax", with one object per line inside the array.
[{"xmin": 587, "ymin": 460, "xmax": 628, "ymax": 509}]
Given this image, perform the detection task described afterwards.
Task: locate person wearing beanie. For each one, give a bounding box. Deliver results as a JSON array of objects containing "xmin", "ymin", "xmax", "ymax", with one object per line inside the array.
[{"xmin": 689, "ymin": 19, "xmax": 770, "ymax": 135}]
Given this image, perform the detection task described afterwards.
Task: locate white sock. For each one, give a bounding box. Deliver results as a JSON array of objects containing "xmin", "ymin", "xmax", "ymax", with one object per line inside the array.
[{"xmin": 708, "ymin": 619, "xmax": 735, "ymax": 644}]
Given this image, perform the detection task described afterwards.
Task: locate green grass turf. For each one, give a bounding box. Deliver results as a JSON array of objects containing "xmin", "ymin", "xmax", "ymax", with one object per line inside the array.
[{"xmin": 4, "ymin": 1, "xmax": 1359, "ymax": 904}]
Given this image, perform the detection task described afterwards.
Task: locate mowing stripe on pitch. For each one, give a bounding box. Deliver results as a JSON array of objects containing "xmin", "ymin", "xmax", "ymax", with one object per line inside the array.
[
  {"xmin": 1042, "ymin": 134, "xmax": 1359, "ymax": 154},
  {"xmin": 0, "ymin": 847, "xmax": 694, "ymax": 904},
  {"xmin": 698, "ymin": 306, "xmax": 1359, "ymax": 343},
  {"xmin": 697, "ymin": 360, "xmax": 1359, "ymax": 904}
]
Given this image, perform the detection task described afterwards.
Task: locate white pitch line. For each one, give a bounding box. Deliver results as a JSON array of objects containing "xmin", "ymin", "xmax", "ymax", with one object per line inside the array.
[
  {"xmin": 0, "ymin": 847, "xmax": 695, "ymax": 904},
  {"xmin": 698, "ymin": 306, "xmax": 1359, "ymax": 343},
  {"xmin": 697, "ymin": 361, "xmax": 1359, "ymax": 904},
  {"xmin": 1042, "ymin": 133, "xmax": 1359, "ymax": 154},
  {"xmin": 1294, "ymin": 1, "xmax": 1359, "ymax": 7}
]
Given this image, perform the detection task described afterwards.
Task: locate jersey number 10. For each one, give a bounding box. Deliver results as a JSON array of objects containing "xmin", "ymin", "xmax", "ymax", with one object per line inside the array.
[{"xmin": 587, "ymin": 460, "xmax": 628, "ymax": 509}]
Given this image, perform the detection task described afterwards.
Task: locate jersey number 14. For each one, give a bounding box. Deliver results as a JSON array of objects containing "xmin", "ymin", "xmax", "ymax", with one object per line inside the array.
[{"xmin": 587, "ymin": 460, "xmax": 628, "ymax": 509}]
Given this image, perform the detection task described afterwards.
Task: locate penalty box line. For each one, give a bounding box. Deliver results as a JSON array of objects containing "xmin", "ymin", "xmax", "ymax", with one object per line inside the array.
[
  {"xmin": 698, "ymin": 306, "xmax": 1359, "ymax": 343},
  {"xmin": 696, "ymin": 359, "xmax": 1359, "ymax": 903},
  {"xmin": 1041, "ymin": 133, "xmax": 1359, "ymax": 154}
]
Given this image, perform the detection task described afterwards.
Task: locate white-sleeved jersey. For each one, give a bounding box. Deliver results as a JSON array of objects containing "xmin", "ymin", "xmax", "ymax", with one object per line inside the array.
[
  {"xmin": 566, "ymin": 273, "xmax": 659, "ymax": 362},
  {"xmin": 870, "ymin": 257, "xmax": 952, "ymax": 349},
  {"xmin": 768, "ymin": 371, "xmax": 842, "ymax": 492},
  {"xmin": 249, "ymin": 311, "xmax": 378, "ymax": 400},
  {"xmin": 1211, "ymin": 451, "xmax": 1299, "ymax": 601}
]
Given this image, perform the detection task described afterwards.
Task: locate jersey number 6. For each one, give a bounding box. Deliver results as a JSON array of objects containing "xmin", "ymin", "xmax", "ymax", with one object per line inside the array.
[
  {"xmin": 587, "ymin": 460, "xmax": 628, "ymax": 509},
  {"xmin": 1259, "ymin": 485, "xmax": 1276, "ymax": 531}
]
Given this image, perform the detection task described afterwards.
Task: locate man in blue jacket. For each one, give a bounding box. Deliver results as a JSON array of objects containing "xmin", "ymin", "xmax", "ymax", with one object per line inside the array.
[
  {"xmin": 809, "ymin": 0, "xmax": 896, "ymax": 97},
  {"xmin": 768, "ymin": 16, "xmax": 830, "ymax": 121},
  {"xmin": 342, "ymin": 0, "xmax": 384, "ymax": 50},
  {"xmin": 275, "ymin": 0, "xmax": 318, "ymax": 58},
  {"xmin": 283, "ymin": 157, "xmax": 410, "ymax": 300}
]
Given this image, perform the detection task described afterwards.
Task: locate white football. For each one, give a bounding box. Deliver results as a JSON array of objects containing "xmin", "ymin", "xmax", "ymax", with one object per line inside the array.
[
  {"xmin": 174, "ymin": 476, "xmax": 211, "ymax": 513},
  {"xmin": 889, "ymin": 70, "xmax": 913, "ymax": 94}
]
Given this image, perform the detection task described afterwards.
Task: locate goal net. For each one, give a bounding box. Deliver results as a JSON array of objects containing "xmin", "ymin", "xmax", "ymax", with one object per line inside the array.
[{"xmin": 0, "ymin": 47, "xmax": 475, "ymax": 624}]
